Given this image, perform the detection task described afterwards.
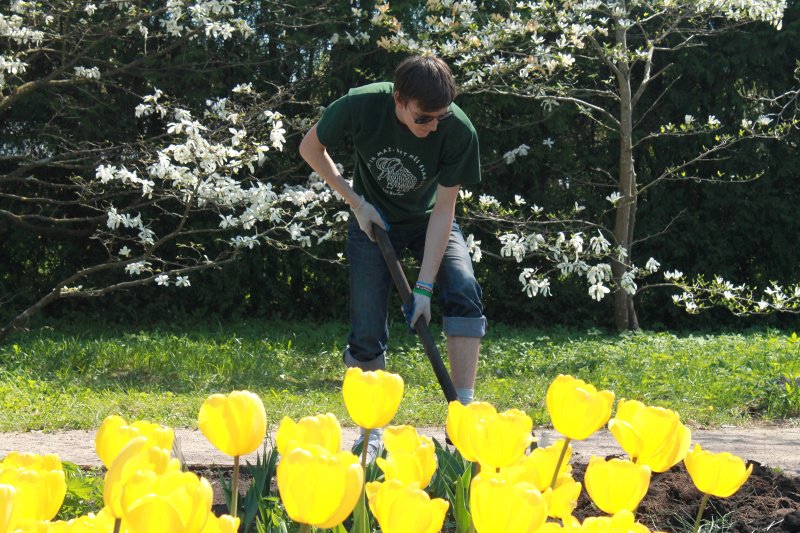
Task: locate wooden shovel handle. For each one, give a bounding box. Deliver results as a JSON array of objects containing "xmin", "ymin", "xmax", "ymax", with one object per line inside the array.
[{"xmin": 372, "ymin": 224, "xmax": 458, "ymax": 404}]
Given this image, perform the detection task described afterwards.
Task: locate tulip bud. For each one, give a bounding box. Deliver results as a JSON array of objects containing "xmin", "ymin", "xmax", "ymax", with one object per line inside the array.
[
  {"xmin": 546, "ymin": 375, "xmax": 615, "ymax": 441},
  {"xmin": 584, "ymin": 456, "xmax": 651, "ymax": 514},
  {"xmin": 103, "ymin": 437, "xmax": 181, "ymax": 518},
  {"xmin": 470, "ymin": 471, "xmax": 548, "ymax": 533},
  {"xmin": 276, "ymin": 413, "xmax": 341, "ymax": 456},
  {"xmin": 684, "ymin": 444, "xmax": 752, "ymax": 498},
  {"xmin": 342, "ymin": 368, "xmax": 404, "ymax": 430},
  {"xmin": 201, "ymin": 513, "xmax": 240, "ymax": 533},
  {"xmin": 0, "ymin": 484, "xmax": 16, "ymax": 532},
  {"xmin": 377, "ymin": 426, "xmax": 437, "ymax": 489},
  {"xmin": 0, "ymin": 452, "xmax": 67, "ymax": 523},
  {"xmin": 121, "ymin": 470, "xmax": 213, "ymax": 533},
  {"xmin": 581, "ymin": 509, "xmax": 652, "ymax": 532},
  {"xmin": 198, "ymin": 390, "xmax": 267, "ymax": 457},
  {"xmin": 542, "ymin": 474, "xmax": 581, "ymax": 521},
  {"xmin": 366, "ymin": 479, "xmax": 449, "ymax": 533},
  {"xmin": 608, "ymin": 399, "xmax": 691, "ymax": 473},
  {"xmin": 277, "ymin": 446, "xmax": 363, "ymax": 529},
  {"xmin": 95, "ymin": 415, "xmax": 174, "ymax": 468}
]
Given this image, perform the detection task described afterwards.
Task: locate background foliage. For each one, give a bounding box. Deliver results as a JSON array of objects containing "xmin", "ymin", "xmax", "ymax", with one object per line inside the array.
[{"xmin": 1, "ymin": 1, "xmax": 799, "ymax": 332}]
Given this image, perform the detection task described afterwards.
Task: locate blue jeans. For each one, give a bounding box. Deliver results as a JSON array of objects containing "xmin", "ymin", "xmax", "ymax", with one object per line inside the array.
[{"xmin": 344, "ymin": 218, "xmax": 487, "ymax": 368}]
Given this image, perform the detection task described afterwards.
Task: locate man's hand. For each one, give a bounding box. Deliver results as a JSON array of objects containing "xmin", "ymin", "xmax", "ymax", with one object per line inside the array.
[
  {"xmin": 403, "ymin": 281, "xmax": 433, "ymax": 331},
  {"xmin": 352, "ymin": 196, "xmax": 387, "ymax": 242}
]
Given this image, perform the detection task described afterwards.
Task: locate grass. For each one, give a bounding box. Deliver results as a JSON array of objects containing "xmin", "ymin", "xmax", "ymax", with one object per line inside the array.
[{"xmin": 0, "ymin": 320, "xmax": 798, "ymax": 432}]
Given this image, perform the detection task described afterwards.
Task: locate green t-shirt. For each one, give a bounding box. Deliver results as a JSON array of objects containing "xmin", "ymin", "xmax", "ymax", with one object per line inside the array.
[{"xmin": 316, "ymin": 82, "xmax": 480, "ymax": 228}]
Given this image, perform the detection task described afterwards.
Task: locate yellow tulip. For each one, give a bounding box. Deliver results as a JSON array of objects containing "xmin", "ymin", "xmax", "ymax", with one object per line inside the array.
[
  {"xmin": 382, "ymin": 425, "xmax": 428, "ymax": 454},
  {"xmin": 608, "ymin": 399, "xmax": 691, "ymax": 473},
  {"xmin": 542, "ymin": 474, "xmax": 581, "ymax": 521},
  {"xmin": 0, "ymin": 453, "xmax": 66, "ymax": 523},
  {"xmin": 275, "ymin": 413, "xmax": 341, "ymax": 456},
  {"xmin": 546, "ymin": 375, "xmax": 615, "ymax": 440},
  {"xmin": 121, "ymin": 470, "xmax": 213, "ymax": 533},
  {"xmin": 476, "ymin": 408, "xmax": 533, "ymax": 470},
  {"xmin": 506, "ymin": 439, "xmax": 573, "ymax": 492},
  {"xmin": 8, "ymin": 518, "xmax": 51, "ymax": 532},
  {"xmin": 103, "ymin": 436, "xmax": 181, "ymax": 518},
  {"xmin": 200, "ymin": 514, "xmax": 240, "ymax": 533},
  {"xmin": 1, "ymin": 452, "xmax": 63, "ymax": 472},
  {"xmin": 95, "ymin": 415, "xmax": 174, "ymax": 468},
  {"xmin": 470, "ymin": 471, "xmax": 548, "ymax": 533},
  {"xmin": 277, "ymin": 445, "xmax": 363, "ymax": 529},
  {"xmin": 445, "ymin": 401, "xmax": 497, "ymax": 462},
  {"xmin": 0, "ymin": 484, "xmax": 15, "ymax": 532},
  {"xmin": 46, "ymin": 508, "xmax": 120, "ymax": 532},
  {"xmin": 684, "ymin": 444, "xmax": 753, "ymax": 498},
  {"xmin": 342, "ymin": 368, "xmax": 404, "ymax": 429},
  {"xmin": 376, "ymin": 426, "xmax": 437, "ymax": 489},
  {"xmin": 580, "ymin": 509, "xmax": 652, "ymax": 532},
  {"xmin": 584, "ymin": 456, "xmax": 651, "ymax": 514},
  {"xmin": 123, "ymin": 494, "xmax": 187, "ymax": 533},
  {"xmin": 198, "ymin": 390, "xmax": 267, "ymax": 457},
  {"xmin": 446, "ymin": 402, "xmax": 533, "ymax": 468},
  {"xmin": 366, "ymin": 479, "xmax": 449, "ymax": 533}
]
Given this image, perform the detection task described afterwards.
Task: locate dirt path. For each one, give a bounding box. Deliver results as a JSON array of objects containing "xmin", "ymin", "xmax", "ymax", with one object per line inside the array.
[{"xmin": 2, "ymin": 424, "xmax": 798, "ymax": 475}]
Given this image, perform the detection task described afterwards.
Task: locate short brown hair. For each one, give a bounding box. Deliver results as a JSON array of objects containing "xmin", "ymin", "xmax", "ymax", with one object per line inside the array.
[{"xmin": 393, "ymin": 55, "xmax": 457, "ymax": 112}]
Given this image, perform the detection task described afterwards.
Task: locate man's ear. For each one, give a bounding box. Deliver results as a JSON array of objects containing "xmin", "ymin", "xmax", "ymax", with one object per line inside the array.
[{"xmin": 393, "ymin": 91, "xmax": 405, "ymax": 107}]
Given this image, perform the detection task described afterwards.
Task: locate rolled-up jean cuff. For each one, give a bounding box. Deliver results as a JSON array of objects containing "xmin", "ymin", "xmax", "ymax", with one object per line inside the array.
[
  {"xmin": 443, "ymin": 316, "xmax": 488, "ymax": 338},
  {"xmin": 343, "ymin": 347, "xmax": 386, "ymax": 371}
]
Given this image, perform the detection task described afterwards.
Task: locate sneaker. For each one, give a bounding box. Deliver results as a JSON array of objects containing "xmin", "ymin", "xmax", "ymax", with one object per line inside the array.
[{"xmin": 351, "ymin": 429, "xmax": 383, "ymax": 464}]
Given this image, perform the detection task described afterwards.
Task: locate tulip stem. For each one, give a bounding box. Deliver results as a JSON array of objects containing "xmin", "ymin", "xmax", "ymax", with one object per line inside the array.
[
  {"xmin": 113, "ymin": 518, "xmax": 121, "ymax": 533},
  {"xmin": 360, "ymin": 428, "xmax": 371, "ymax": 472},
  {"xmin": 692, "ymin": 493, "xmax": 710, "ymax": 533},
  {"xmin": 298, "ymin": 525, "xmax": 312, "ymax": 533},
  {"xmin": 549, "ymin": 437, "xmax": 571, "ymax": 490},
  {"xmin": 231, "ymin": 454, "xmax": 240, "ymax": 519}
]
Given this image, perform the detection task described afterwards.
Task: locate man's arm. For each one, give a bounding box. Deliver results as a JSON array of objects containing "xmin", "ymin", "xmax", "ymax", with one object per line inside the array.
[
  {"xmin": 299, "ymin": 123, "xmax": 387, "ymax": 240},
  {"xmin": 299, "ymin": 123, "xmax": 362, "ymax": 209},
  {"xmin": 418, "ymin": 184, "xmax": 460, "ymax": 285}
]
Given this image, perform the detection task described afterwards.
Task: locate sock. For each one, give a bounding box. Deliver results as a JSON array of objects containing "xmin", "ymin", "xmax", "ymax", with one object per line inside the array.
[{"xmin": 456, "ymin": 387, "xmax": 474, "ymax": 406}]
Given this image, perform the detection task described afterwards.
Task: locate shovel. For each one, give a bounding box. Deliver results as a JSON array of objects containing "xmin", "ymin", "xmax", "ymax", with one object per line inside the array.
[{"xmin": 372, "ymin": 224, "xmax": 458, "ymax": 404}]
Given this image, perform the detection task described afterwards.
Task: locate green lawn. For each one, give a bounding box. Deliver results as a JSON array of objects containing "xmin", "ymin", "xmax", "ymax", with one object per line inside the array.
[{"xmin": 0, "ymin": 321, "xmax": 798, "ymax": 432}]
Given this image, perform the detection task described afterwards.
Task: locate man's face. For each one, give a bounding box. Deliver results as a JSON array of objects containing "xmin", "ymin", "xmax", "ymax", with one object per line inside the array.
[{"xmin": 394, "ymin": 93, "xmax": 452, "ymax": 138}]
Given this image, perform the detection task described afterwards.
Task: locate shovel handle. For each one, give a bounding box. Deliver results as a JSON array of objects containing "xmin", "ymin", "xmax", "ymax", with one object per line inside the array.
[{"xmin": 372, "ymin": 224, "xmax": 458, "ymax": 404}]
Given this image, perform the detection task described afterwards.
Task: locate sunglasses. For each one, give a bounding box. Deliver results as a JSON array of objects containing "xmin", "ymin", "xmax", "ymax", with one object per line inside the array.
[{"xmin": 413, "ymin": 110, "xmax": 454, "ymax": 125}]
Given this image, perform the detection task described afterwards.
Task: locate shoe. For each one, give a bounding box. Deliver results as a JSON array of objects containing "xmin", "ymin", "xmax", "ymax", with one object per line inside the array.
[{"xmin": 351, "ymin": 429, "xmax": 383, "ymax": 464}]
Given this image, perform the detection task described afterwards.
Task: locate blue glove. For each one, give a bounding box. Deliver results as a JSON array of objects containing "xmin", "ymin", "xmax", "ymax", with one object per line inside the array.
[{"xmin": 403, "ymin": 282, "xmax": 433, "ymax": 332}]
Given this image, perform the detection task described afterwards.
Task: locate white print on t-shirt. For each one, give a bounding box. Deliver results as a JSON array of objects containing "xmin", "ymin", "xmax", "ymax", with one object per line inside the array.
[
  {"xmin": 376, "ymin": 157, "xmax": 416, "ymax": 194},
  {"xmin": 370, "ymin": 148, "xmax": 428, "ymax": 196}
]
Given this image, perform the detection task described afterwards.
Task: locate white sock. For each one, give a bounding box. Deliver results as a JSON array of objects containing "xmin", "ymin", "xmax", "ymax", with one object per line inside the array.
[{"xmin": 456, "ymin": 387, "xmax": 474, "ymax": 405}]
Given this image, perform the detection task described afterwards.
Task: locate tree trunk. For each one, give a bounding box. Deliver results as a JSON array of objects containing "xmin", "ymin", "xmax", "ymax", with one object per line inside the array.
[{"xmin": 613, "ymin": 58, "xmax": 639, "ymax": 331}]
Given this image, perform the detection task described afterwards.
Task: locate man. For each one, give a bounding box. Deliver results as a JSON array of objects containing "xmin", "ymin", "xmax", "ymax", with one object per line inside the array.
[{"xmin": 299, "ymin": 55, "xmax": 486, "ymax": 458}]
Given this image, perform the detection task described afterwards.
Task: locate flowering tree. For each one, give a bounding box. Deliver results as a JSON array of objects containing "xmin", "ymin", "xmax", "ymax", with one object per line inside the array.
[
  {"xmin": 0, "ymin": 1, "xmax": 353, "ymax": 341},
  {"xmin": 373, "ymin": 0, "xmax": 800, "ymax": 329}
]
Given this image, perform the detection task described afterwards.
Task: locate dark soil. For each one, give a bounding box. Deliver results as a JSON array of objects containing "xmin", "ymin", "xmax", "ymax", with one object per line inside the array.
[
  {"xmin": 194, "ymin": 461, "xmax": 800, "ymax": 532},
  {"xmin": 572, "ymin": 461, "xmax": 800, "ymax": 532}
]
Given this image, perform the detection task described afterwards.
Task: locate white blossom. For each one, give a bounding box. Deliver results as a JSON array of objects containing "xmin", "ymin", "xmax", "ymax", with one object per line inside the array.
[
  {"xmin": 125, "ymin": 261, "xmax": 147, "ymax": 276},
  {"xmin": 664, "ymin": 270, "xmax": 684, "ymax": 280},
  {"xmin": 589, "ymin": 282, "xmax": 610, "ymax": 301}
]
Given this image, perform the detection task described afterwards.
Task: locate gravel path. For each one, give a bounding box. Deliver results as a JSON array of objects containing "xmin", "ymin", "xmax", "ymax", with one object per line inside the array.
[{"xmin": 1, "ymin": 424, "xmax": 798, "ymax": 475}]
